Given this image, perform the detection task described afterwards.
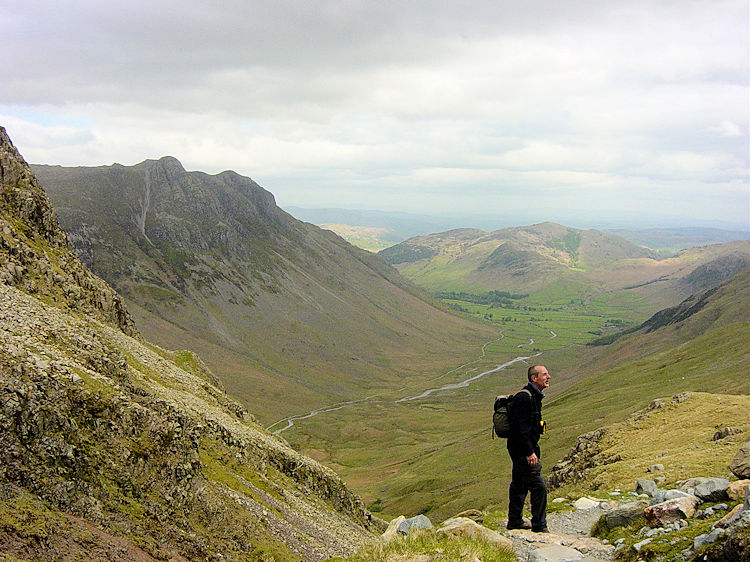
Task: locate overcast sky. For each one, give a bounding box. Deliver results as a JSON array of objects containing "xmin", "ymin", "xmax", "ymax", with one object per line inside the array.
[{"xmin": 2, "ymin": 0, "xmax": 748, "ymax": 229}]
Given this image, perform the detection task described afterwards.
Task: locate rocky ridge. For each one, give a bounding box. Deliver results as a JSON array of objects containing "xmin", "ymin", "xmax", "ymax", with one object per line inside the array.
[
  {"xmin": 0, "ymin": 127, "xmax": 378, "ymax": 560},
  {"xmin": 0, "ymin": 127, "xmax": 135, "ymax": 336}
]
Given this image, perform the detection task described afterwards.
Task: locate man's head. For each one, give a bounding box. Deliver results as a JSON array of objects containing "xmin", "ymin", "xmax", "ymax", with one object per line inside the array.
[{"xmin": 528, "ymin": 365, "xmax": 551, "ymax": 391}]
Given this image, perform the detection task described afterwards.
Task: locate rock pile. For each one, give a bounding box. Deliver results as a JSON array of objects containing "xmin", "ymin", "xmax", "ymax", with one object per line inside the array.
[{"xmin": 596, "ymin": 474, "xmax": 750, "ymax": 559}]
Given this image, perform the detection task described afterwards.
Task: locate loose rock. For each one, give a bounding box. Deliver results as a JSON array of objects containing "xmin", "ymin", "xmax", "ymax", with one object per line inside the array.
[
  {"xmin": 644, "ymin": 496, "xmax": 699, "ymax": 527},
  {"xmin": 729, "ymin": 440, "xmax": 750, "ymax": 479},
  {"xmin": 396, "ymin": 514, "xmax": 433, "ymax": 534},
  {"xmin": 438, "ymin": 517, "xmax": 513, "ymax": 549}
]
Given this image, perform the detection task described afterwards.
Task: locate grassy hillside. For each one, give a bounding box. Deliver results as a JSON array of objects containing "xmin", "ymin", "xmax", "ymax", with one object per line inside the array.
[{"xmin": 318, "ymin": 223, "xmax": 402, "ymax": 252}]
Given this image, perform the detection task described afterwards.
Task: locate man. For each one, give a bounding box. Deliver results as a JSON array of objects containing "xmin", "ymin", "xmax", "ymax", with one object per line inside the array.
[{"xmin": 506, "ymin": 365, "xmax": 550, "ymax": 532}]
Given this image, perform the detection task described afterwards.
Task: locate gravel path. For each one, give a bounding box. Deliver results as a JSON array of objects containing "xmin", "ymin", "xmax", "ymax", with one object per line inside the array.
[{"xmin": 504, "ymin": 505, "xmax": 615, "ymax": 561}]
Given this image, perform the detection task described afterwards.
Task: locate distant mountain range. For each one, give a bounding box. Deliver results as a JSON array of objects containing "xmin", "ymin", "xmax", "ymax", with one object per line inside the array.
[
  {"xmin": 378, "ymin": 222, "xmax": 750, "ymax": 305},
  {"xmin": 286, "ymin": 206, "xmax": 749, "ymax": 254},
  {"xmin": 33, "ymin": 160, "xmax": 494, "ymax": 423}
]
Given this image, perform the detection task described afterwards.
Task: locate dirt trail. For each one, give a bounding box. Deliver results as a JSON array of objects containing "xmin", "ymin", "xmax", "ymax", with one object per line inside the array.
[{"xmin": 505, "ymin": 505, "xmax": 615, "ymax": 561}]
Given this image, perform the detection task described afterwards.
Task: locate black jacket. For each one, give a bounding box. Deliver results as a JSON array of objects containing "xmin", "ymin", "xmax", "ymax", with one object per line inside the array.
[{"xmin": 506, "ymin": 382, "xmax": 544, "ymax": 458}]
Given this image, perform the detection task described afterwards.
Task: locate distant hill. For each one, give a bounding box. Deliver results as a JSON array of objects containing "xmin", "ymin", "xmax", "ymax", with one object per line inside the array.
[
  {"xmin": 0, "ymin": 126, "xmax": 377, "ymax": 560},
  {"xmin": 34, "ymin": 160, "xmax": 494, "ymax": 423},
  {"xmin": 606, "ymin": 226, "xmax": 750, "ymax": 255},
  {"xmin": 379, "ymin": 222, "xmax": 658, "ymax": 292},
  {"xmin": 378, "ymin": 222, "xmax": 750, "ymax": 306}
]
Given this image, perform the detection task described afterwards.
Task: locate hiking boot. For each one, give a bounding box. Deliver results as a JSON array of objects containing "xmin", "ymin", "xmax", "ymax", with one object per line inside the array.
[
  {"xmin": 506, "ymin": 520, "xmax": 532, "ymax": 530},
  {"xmin": 532, "ymin": 526, "xmax": 549, "ymax": 533}
]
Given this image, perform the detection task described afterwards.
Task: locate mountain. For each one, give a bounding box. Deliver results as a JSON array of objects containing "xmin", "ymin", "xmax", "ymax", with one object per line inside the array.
[
  {"xmin": 379, "ymin": 222, "xmax": 750, "ymax": 305},
  {"xmin": 606, "ymin": 226, "xmax": 750, "ymax": 255},
  {"xmin": 0, "ymin": 126, "xmax": 380, "ymax": 559},
  {"xmin": 33, "ymin": 160, "xmax": 494, "ymax": 423},
  {"xmin": 380, "ymin": 222, "xmax": 658, "ymax": 292}
]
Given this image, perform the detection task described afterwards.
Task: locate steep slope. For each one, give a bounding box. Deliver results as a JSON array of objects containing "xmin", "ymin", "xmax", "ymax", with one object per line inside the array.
[
  {"xmin": 0, "ymin": 127, "xmax": 377, "ymax": 560},
  {"xmin": 0, "ymin": 130, "xmax": 135, "ymax": 336},
  {"xmin": 379, "ymin": 222, "xmax": 749, "ymax": 307},
  {"xmin": 34, "ymin": 160, "xmax": 493, "ymax": 422}
]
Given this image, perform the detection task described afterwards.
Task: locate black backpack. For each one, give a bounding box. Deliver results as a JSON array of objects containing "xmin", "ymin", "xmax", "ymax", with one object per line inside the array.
[{"xmin": 492, "ymin": 389, "xmax": 531, "ymax": 439}]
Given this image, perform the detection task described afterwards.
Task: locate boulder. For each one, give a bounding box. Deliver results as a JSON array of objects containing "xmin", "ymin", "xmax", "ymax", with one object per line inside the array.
[
  {"xmin": 712, "ymin": 427, "xmax": 741, "ymax": 441},
  {"xmin": 726, "ymin": 480, "xmax": 750, "ymax": 501},
  {"xmin": 381, "ymin": 515, "xmax": 406, "ymax": 541},
  {"xmin": 598, "ymin": 501, "xmax": 648, "ymax": 531},
  {"xmin": 729, "ymin": 440, "xmax": 750, "ymax": 479},
  {"xmin": 528, "ymin": 545, "xmax": 583, "ymax": 562},
  {"xmin": 694, "ymin": 528, "xmax": 727, "ymax": 549},
  {"xmin": 693, "ymin": 478, "xmax": 730, "ymax": 502},
  {"xmin": 635, "ymin": 479, "xmax": 658, "ymax": 497},
  {"xmin": 437, "ymin": 517, "xmax": 513, "ymax": 549},
  {"xmin": 664, "ymin": 489, "xmax": 694, "ymax": 501},
  {"xmin": 647, "ymin": 464, "xmax": 664, "ymax": 473},
  {"xmin": 396, "ymin": 514, "xmax": 433, "ymax": 534},
  {"xmin": 573, "ymin": 496, "xmax": 601, "ymax": 510},
  {"xmin": 644, "ymin": 496, "xmax": 699, "ymax": 527},
  {"xmin": 714, "ymin": 504, "xmax": 744, "ymax": 529},
  {"xmin": 451, "ymin": 508, "xmax": 483, "ymax": 523}
]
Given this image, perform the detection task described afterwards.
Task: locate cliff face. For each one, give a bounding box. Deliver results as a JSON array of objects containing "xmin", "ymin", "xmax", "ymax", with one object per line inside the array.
[
  {"xmin": 0, "ymin": 127, "xmax": 376, "ymax": 560},
  {"xmin": 0, "ymin": 127, "xmax": 136, "ymax": 336}
]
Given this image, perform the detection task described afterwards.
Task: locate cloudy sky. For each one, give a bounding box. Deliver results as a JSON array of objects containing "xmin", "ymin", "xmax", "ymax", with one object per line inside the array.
[{"xmin": 2, "ymin": 0, "xmax": 748, "ymax": 228}]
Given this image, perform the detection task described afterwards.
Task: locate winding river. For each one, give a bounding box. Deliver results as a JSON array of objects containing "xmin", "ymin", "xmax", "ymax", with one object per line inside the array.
[{"xmin": 268, "ymin": 330, "xmax": 552, "ymax": 435}]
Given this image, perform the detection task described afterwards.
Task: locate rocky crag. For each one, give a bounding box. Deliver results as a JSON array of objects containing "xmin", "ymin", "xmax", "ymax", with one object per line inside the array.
[
  {"xmin": 0, "ymin": 126, "xmax": 379, "ymax": 560},
  {"xmin": 0, "ymin": 128, "xmax": 135, "ymax": 336}
]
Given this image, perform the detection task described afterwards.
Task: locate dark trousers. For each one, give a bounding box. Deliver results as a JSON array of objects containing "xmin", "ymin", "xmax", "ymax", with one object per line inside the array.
[{"xmin": 508, "ymin": 455, "xmax": 547, "ymax": 530}]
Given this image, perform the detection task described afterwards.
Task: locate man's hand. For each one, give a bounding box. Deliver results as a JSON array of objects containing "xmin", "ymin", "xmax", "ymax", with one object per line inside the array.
[{"xmin": 526, "ymin": 453, "xmax": 539, "ymax": 467}]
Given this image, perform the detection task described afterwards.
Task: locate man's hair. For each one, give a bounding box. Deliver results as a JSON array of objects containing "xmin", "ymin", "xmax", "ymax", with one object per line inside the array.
[{"xmin": 528, "ymin": 365, "xmax": 541, "ymax": 381}]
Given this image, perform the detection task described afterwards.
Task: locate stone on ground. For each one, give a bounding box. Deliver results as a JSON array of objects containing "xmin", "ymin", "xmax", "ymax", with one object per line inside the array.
[
  {"xmin": 396, "ymin": 514, "xmax": 433, "ymax": 535},
  {"xmin": 729, "ymin": 440, "xmax": 750, "ymax": 479},
  {"xmin": 599, "ymin": 501, "xmax": 648, "ymax": 531},
  {"xmin": 438, "ymin": 517, "xmax": 513, "ymax": 549},
  {"xmin": 644, "ymin": 496, "xmax": 699, "ymax": 527},
  {"xmin": 573, "ymin": 497, "xmax": 600, "ymax": 510},
  {"xmin": 635, "ymin": 479, "xmax": 658, "ymax": 497},
  {"xmin": 726, "ymin": 481, "xmax": 750, "ymax": 501},
  {"xmin": 382, "ymin": 516, "xmax": 406, "ymax": 541},
  {"xmin": 693, "ymin": 478, "xmax": 730, "ymax": 502}
]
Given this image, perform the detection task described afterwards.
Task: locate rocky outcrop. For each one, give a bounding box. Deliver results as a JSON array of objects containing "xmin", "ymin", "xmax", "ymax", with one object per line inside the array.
[
  {"xmin": 730, "ymin": 440, "xmax": 750, "ymax": 479},
  {"xmin": 0, "ymin": 280, "xmax": 376, "ymax": 560},
  {"xmin": 0, "ymin": 126, "xmax": 136, "ymax": 336},
  {"xmin": 547, "ymin": 428, "xmax": 607, "ymax": 489},
  {"xmin": 644, "ymin": 496, "xmax": 699, "ymax": 526}
]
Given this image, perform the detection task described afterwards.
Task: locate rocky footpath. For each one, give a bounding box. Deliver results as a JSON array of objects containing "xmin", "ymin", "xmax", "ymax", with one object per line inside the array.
[{"xmin": 0, "ymin": 126, "xmax": 379, "ymax": 560}]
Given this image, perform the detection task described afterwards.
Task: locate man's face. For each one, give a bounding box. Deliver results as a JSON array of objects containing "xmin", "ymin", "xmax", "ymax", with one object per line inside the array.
[{"xmin": 531, "ymin": 367, "xmax": 551, "ymax": 390}]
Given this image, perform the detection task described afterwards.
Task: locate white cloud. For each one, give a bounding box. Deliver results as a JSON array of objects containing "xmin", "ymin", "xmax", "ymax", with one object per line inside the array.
[{"xmin": 1, "ymin": 0, "xmax": 747, "ymax": 228}]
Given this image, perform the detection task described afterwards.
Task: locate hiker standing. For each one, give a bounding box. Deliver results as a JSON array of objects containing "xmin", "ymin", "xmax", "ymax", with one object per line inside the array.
[{"xmin": 506, "ymin": 365, "xmax": 550, "ymax": 532}]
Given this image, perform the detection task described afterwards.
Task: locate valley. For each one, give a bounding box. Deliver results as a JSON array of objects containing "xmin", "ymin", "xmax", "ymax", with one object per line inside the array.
[{"xmin": 28, "ymin": 150, "xmax": 750, "ymax": 532}]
